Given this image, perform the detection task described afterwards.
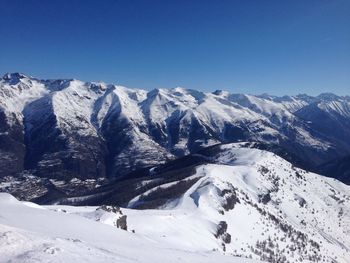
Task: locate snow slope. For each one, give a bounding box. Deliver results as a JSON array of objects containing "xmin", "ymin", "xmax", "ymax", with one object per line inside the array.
[
  {"xmin": 0, "ymin": 193, "xmax": 257, "ymax": 263},
  {"xmin": 113, "ymin": 144, "xmax": 350, "ymax": 262},
  {"xmin": 1, "ymin": 145, "xmax": 349, "ymax": 263}
]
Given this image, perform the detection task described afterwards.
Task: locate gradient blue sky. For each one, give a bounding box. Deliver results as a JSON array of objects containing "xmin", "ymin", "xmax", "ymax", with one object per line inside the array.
[{"xmin": 0, "ymin": 0, "xmax": 349, "ymax": 95}]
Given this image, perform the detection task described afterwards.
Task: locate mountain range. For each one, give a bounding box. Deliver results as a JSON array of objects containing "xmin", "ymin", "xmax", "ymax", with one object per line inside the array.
[
  {"xmin": 1, "ymin": 73, "xmax": 350, "ymax": 262},
  {"xmin": 1, "ymin": 73, "xmax": 349, "ymax": 184}
]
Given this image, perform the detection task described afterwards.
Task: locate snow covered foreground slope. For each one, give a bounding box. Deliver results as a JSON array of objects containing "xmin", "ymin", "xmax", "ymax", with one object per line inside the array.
[
  {"xmin": 0, "ymin": 193, "xmax": 257, "ymax": 263},
  {"xmin": 122, "ymin": 145, "xmax": 350, "ymax": 262},
  {"xmin": 1, "ymin": 145, "xmax": 350, "ymax": 263}
]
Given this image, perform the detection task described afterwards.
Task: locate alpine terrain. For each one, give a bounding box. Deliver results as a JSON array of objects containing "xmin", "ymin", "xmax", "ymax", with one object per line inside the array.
[
  {"xmin": 0, "ymin": 73, "xmax": 350, "ymax": 263},
  {"xmin": 1, "ymin": 73, "xmax": 350, "ymax": 182}
]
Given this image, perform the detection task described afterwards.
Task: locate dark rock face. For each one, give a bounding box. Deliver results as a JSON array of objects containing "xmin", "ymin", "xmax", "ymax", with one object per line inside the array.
[
  {"xmin": 215, "ymin": 221, "xmax": 228, "ymax": 238},
  {"xmin": 215, "ymin": 220, "xmax": 231, "ymax": 252},
  {"xmin": 116, "ymin": 215, "xmax": 127, "ymax": 231},
  {"xmin": 221, "ymin": 232, "xmax": 231, "ymax": 244},
  {"xmin": 259, "ymin": 192, "xmax": 271, "ymax": 205},
  {"xmin": 23, "ymin": 97, "xmax": 107, "ymax": 180},
  {"xmin": 0, "ymin": 110, "xmax": 25, "ymax": 178},
  {"xmin": 219, "ymin": 186, "xmax": 240, "ymax": 211}
]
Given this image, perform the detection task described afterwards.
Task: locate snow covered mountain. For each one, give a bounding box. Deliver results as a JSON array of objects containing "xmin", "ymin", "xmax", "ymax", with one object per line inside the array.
[
  {"xmin": 0, "ymin": 73, "xmax": 350, "ymax": 183},
  {"xmin": 1, "ymin": 144, "xmax": 349, "ymax": 262}
]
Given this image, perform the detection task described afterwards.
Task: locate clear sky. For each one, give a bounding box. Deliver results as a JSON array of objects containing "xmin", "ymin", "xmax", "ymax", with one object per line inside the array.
[{"xmin": 0, "ymin": 0, "xmax": 349, "ymax": 95}]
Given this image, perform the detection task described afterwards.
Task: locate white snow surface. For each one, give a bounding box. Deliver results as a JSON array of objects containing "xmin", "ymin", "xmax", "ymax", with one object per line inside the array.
[
  {"xmin": 0, "ymin": 192, "xmax": 257, "ymax": 263},
  {"xmin": 1, "ymin": 145, "xmax": 350, "ymax": 262},
  {"xmin": 127, "ymin": 146, "xmax": 350, "ymax": 262}
]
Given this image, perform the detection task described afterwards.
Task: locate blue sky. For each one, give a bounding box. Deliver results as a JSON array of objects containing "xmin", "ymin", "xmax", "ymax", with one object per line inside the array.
[{"xmin": 0, "ymin": 0, "xmax": 349, "ymax": 95}]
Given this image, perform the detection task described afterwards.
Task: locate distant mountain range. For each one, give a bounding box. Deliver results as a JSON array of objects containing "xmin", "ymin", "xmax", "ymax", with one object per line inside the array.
[
  {"xmin": 1, "ymin": 73, "xmax": 350, "ymax": 262},
  {"xmin": 0, "ymin": 73, "xmax": 349, "ymax": 184}
]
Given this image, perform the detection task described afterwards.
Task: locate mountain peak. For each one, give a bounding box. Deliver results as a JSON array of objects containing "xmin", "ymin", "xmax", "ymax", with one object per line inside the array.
[
  {"xmin": 1, "ymin": 72, "xmax": 31, "ymax": 85},
  {"xmin": 257, "ymin": 93, "xmax": 277, "ymax": 100},
  {"xmin": 212, "ymin": 89, "xmax": 230, "ymax": 97},
  {"xmin": 317, "ymin": 92, "xmax": 340, "ymax": 101},
  {"xmin": 2, "ymin": 72, "xmax": 28, "ymax": 80}
]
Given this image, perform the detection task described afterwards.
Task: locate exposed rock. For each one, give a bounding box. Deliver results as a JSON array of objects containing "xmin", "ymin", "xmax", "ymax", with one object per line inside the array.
[
  {"xmin": 221, "ymin": 232, "xmax": 231, "ymax": 244},
  {"xmin": 259, "ymin": 192, "xmax": 271, "ymax": 204},
  {"xmin": 97, "ymin": 205, "xmax": 121, "ymax": 214},
  {"xmin": 214, "ymin": 221, "xmax": 231, "ymax": 251},
  {"xmin": 96, "ymin": 204, "xmax": 127, "ymax": 231},
  {"xmin": 294, "ymin": 195, "xmax": 307, "ymax": 207},
  {"xmin": 219, "ymin": 184, "xmax": 240, "ymax": 211},
  {"xmin": 215, "ymin": 221, "xmax": 228, "ymax": 238},
  {"xmin": 116, "ymin": 215, "xmax": 127, "ymax": 231}
]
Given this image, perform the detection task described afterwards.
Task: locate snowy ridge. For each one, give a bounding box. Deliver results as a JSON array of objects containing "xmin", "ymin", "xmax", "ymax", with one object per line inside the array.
[
  {"xmin": 1, "ymin": 73, "xmax": 350, "ymax": 181},
  {"xmin": 125, "ymin": 144, "xmax": 350, "ymax": 262},
  {"xmin": 1, "ymin": 145, "xmax": 349, "ymax": 262}
]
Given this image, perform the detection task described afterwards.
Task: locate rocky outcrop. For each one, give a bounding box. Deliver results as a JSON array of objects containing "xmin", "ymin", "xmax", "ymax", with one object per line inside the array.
[
  {"xmin": 97, "ymin": 205, "xmax": 128, "ymax": 231},
  {"xmin": 219, "ymin": 185, "xmax": 240, "ymax": 211},
  {"xmin": 116, "ymin": 215, "xmax": 127, "ymax": 231},
  {"xmin": 214, "ymin": 221, "xmax": 231, "ymax": 252}
]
